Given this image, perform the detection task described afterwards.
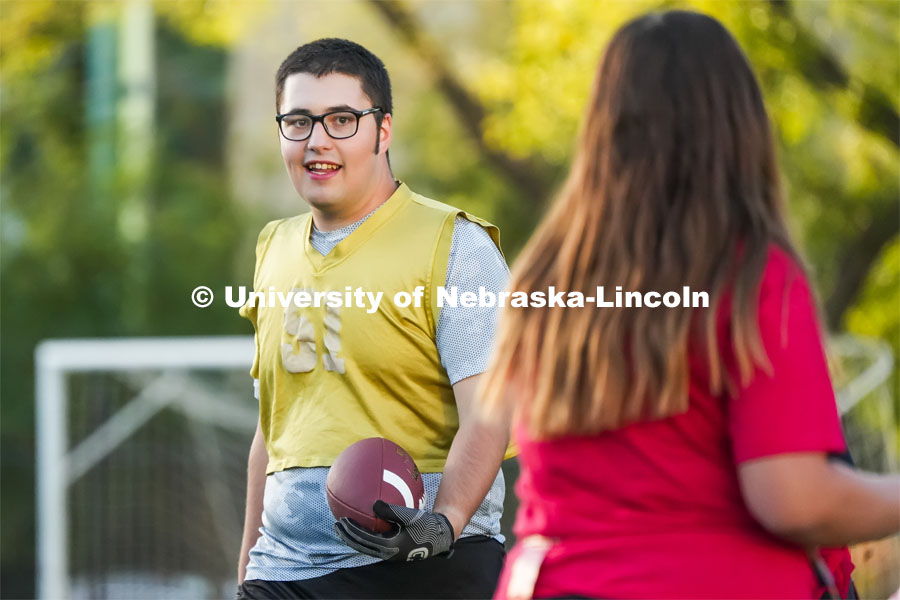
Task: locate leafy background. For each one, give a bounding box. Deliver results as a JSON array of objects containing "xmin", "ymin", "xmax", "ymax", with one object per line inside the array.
[{"xmin": 1, "ymin": 1, "xmax": 897, "ymax": 597}]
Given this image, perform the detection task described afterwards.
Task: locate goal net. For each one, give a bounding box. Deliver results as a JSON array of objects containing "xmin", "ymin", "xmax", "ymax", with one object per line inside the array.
[
  {"xmin": 831, "ymin": 335, "xmax": 899, "ymax": 598},
  {"xmin": 36, "ymin": 337, "xmax": 257, "ymax": 600}
]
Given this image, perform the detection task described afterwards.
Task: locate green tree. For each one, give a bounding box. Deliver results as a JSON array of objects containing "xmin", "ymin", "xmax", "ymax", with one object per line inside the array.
[{"xmin": 0, "ymin": 3, "xmax": 252, "ymax": 595}]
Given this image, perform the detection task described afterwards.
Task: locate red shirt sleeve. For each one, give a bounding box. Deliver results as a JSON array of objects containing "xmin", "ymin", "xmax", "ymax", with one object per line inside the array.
[{"xmin": 729, "ymin": 248, "xmax": 847, "ymax": 464}]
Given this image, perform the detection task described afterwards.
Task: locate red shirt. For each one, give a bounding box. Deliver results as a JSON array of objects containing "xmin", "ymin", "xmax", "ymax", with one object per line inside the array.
[{"xmin": 495, "ymin": 246, "xmax": 853, "ymax": 599}]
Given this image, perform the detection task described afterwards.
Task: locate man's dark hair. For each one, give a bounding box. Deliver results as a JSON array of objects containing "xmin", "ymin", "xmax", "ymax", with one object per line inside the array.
[{"xmin": 275, "ymin": 38, "xmax": 393, "ymax": 154}]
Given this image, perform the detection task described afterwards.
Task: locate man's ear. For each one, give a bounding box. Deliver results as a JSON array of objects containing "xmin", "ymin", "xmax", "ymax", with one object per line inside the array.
[{"xmin": 376, "ymin": 112, "xmax": 392, "ymax": 155}]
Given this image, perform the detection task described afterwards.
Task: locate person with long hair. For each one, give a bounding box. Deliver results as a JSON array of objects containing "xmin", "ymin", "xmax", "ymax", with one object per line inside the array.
[{"xmin": 481, "ymin": 11, "xmax": 900, "ymax": 599}]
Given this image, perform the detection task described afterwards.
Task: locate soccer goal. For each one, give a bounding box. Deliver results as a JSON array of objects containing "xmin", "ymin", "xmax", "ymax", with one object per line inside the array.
[
  {"xmin": 36, "ymin": 336, "xmax": 257, "ymax": 600},
  {"xmin": 830, "ymin": 335, "xmax": 899, "ymax": 597}
]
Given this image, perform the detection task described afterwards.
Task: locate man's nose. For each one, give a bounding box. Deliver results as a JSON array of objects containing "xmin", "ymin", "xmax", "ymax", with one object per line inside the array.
[{"xmin": 306, "ymin": 120, "xmax": 332, "ymax": 150}]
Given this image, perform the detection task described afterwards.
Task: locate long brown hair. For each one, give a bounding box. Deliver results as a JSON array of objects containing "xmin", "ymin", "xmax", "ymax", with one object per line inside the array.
[{"xmin": 481, "ymin": 11, "xmax": 800, "ymax": 438}]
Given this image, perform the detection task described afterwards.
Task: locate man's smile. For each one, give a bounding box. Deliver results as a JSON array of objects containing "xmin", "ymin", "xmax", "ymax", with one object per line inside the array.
[{"xmin": 304, "ymin": 160, "xmax": 343, "ymax": 179}]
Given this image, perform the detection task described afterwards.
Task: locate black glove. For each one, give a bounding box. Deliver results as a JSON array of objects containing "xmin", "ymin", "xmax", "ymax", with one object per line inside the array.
[{"xmin": 334, "ymin": 500, "xmax": 455, "ymax": 562}]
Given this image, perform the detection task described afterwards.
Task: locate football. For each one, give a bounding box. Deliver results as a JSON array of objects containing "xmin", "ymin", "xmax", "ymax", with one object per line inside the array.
[{"xmin": 326, "ymin": 437, "xmax": 426, "ymax": 533}]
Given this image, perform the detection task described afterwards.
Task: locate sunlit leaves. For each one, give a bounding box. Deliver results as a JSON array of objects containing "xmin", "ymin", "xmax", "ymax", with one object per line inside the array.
[
  {"xmin": 0, "ymin": 1, "xmax": 81, "ymax": 82},
  {"xmin": 154, "ymin": 0, "xmax": 274, "ymax": 47},
  {"xmin": 475, "ymin": 1, "xmax": 656, "ymax": 161},
  {"xmin": 847, "ymin": 238, "xmax": 900, "ymax": 359}
]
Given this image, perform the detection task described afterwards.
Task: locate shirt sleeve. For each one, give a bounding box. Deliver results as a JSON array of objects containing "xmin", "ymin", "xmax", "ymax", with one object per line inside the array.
[
  {"xmin": 729, "ymin": 251, "xmax": 847, "ymax": 464},
  {"xmin": 436, "ymin": 216, "xmax": 510, "ymax": 385}
]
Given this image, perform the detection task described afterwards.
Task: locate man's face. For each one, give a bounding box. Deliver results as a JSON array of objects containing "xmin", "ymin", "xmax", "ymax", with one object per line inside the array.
[{"xmin": 278, "ymin": 72, "xmax": 391, "ymax": 213}]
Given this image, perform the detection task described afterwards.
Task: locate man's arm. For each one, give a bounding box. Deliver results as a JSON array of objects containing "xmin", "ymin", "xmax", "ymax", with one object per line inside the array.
[
  {"xmin": 432, "ymin": 373, "xmax": 512, "ymax": 538},
  {"xmin": 430, "ymin": 217, "xmax": 512, "ymax": 536},
  {"xmin": 237, "ymin": 419, "xmax": 268, "ymax": 583}
]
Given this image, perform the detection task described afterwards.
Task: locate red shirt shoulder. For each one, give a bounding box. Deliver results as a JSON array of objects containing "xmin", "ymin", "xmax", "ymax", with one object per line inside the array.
[{"xmin": 728, "ymin": 243, "xmax": 846, "ymax": 463}]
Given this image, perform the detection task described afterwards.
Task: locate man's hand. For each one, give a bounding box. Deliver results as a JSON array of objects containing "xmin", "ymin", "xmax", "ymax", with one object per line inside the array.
[{"xmin": 334, "ymin": 500, "xmax": 455, "ymax": 562}]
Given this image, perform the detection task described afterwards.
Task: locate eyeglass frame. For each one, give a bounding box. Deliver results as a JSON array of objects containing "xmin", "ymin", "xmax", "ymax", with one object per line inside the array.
[{"xmin": 275, "ymin": 107, "xmax": 384, "ymax": 142}]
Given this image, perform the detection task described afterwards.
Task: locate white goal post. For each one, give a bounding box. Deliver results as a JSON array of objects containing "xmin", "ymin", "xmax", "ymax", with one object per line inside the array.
[{"xmin": 36, "ymin": 336, "xmax": 256, "ymax": 600}]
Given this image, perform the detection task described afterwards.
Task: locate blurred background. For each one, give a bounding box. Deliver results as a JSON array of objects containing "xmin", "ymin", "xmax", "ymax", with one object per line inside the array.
[{"xmin": 1, "ymin": 1, "xmax": 898, "ymax": 598}]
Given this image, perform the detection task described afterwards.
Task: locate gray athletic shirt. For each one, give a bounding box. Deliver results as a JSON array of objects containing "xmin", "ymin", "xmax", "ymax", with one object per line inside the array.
[{"xmin": 246, "ymin": 211, "xmax": 509, "ymax": 582}]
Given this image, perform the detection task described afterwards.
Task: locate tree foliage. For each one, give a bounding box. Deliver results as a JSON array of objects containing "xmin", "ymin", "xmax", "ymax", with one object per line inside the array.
[
  {"xmin": 1, "ymin": 1, "xmax": 897, "ymax": 595},
  {"xmin": 1, "ymin": 3, "xmax": 250, "ymax": 595}
]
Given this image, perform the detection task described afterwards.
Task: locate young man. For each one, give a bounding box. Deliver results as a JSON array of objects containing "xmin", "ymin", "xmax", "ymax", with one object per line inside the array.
[{"xmin": 236, "ymin": 39, "xmax": 514, "ymax": 599}]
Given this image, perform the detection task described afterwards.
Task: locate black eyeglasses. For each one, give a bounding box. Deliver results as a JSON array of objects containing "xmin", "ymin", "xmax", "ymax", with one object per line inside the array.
[{"xmin": 275, "ymin": 108, "xmax": 383, "ymax": 141}]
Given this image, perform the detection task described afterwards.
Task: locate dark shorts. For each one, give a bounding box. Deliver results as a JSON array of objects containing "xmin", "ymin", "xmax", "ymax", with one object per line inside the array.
[{"xmin": 237, "ymin": 535, "xmax": 505, "ymax": 600}]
